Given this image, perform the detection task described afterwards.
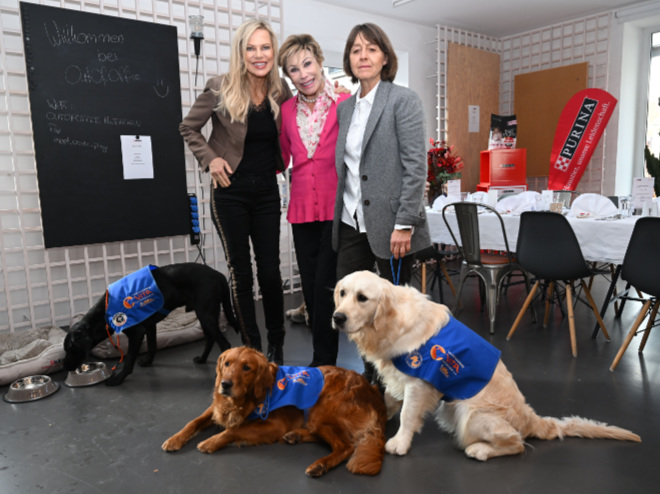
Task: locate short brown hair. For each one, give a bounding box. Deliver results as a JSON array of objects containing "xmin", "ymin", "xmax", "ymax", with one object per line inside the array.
[
  {"xmin": 278, "ymin": 34, "xmax": 325, "ymax": 77},
  {"xmin": 342, "ymin": 23, "xmax": 398, "ymax": 84}
]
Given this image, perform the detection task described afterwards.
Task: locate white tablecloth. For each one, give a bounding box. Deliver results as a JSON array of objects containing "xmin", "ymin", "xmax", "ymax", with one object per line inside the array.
[{"xmin": 426, "ymin": 208, "xmax": 640, "ymax": 265}]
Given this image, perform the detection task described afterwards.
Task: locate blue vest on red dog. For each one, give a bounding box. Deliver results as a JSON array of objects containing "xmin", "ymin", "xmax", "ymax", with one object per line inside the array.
[
  {"xmin": 248, "ymin": 366, "xmax": 324, "ymax": 420},
  {"xmin": 392, "ymin": 317, "xmax": 501, "ymax": 401},
  {"xmin": 105, "ymin": 265, "xmax": 169, "ymax": 333}
]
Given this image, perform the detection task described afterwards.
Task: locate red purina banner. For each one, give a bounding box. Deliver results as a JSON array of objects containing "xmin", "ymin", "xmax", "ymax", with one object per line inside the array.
[{"xmin": 548, "ymin": 88, "xmax": 617, "ymax": 190}]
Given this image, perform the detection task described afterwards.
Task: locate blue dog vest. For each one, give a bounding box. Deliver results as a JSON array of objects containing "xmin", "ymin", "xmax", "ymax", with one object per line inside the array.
[
  {"xmin": 248, "ymin": 366, "xmax": 324, "ymax": 420},
  {"xmin": 392, "ymin": 317, "xmax": 501, "ymax": 401},
  {"xmin": 105, "ymin": 265, "xmax": 169, "ymax": 333}
]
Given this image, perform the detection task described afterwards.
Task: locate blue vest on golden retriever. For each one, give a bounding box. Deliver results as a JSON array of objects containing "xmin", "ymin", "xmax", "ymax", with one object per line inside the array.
[
  {"xmin": 105, "ymin": 265, "xmax": 170, "ymax": 333},
  {"xmin": 392, "ymin": 317, "xmax": 501, "ymax": 401},
  {"xmin": 248, "ymin": 366, "xmax": 324, "ymax": 420}
]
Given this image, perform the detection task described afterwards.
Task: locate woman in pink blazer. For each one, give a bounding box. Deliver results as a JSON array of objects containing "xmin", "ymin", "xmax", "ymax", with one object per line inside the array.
[{"xmin": 278, "ymin": 34, "xmax": 350, "ymax": 366}]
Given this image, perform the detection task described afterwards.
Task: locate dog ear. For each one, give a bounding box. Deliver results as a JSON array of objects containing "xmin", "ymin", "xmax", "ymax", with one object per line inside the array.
[
  {"xmin": 373, "ymin": 284, "xmax": 395, "ymax": 333},
  {"xmin": 252, "ymin": 359, "xmax": 276, "ymax": 401},
  {"xmin": 333, "ymin": 280, "xmax": 342, "ymax": 308},
  {"xmin": 214, "ymin": 352, "xmax": 226, "ymax": 390}
]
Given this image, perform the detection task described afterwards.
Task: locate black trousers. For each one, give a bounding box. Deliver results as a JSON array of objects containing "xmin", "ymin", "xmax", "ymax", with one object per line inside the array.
[
  {"xmin": 210, "ymin": 172, "xmax": 285, "ymax": 351},
  {"xmin": 292, "ymin": 221, "xmax": 338, "ymax": 366},
  {"xmin": 336, "ymin": 222, "xmax": 414, "ymax": 285}
]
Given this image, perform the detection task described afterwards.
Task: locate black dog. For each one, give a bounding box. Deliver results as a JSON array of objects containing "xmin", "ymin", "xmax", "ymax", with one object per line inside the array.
[{"xmin": 63, "ymin": 263, "xmax": 238, "ymax": 385}]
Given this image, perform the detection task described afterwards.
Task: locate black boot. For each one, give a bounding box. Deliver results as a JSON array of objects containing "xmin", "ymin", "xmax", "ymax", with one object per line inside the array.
[{"xmin": 267, "ymin": 344, "xmax": 283, "ymax": 365}]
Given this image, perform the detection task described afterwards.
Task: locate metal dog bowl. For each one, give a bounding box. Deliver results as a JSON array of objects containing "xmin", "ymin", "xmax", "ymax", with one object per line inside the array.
[
  {"xmin": 3, "ymin": 375, "xmax": 60, "ymax": 403},
  {"xmin": 64, "ymin": 362, "xmax": 112, "ymax": 387}
]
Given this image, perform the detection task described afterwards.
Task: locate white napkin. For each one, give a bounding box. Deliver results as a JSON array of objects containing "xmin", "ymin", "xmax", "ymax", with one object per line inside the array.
[
  {"xmin": 567, "ymin": 193, "xmax": 618, "ymax": 218},
  {"xmin": 495, "ymin": 191, "xmax": 543, "ymax": 214},
  {"xmin": 432, "ymin": 195, "xmax": 448, "ymax": 211},
  {"xmin": 468, "ymin": 191, "xmax": 489, "ymax": 203}
]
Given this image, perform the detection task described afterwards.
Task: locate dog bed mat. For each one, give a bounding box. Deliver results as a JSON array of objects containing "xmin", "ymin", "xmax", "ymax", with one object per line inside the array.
[
  {"xmin": 0, "ymin": 326, "xmax": 66, "ymax": 386},
  {"xmin": 0, "ymin": 307, "xmax": 220, "ymax": 386}
]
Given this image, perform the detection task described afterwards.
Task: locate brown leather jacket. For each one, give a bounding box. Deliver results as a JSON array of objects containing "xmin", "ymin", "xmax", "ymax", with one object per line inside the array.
[{"xmin": 179, "ymin": 75, "xmax": 292, "ymax": 173}]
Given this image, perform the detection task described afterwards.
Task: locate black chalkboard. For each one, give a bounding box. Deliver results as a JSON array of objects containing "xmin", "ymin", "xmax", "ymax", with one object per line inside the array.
[{"xmin": 20, "ymin": 2, "xmax": 188, "ymax": 248}]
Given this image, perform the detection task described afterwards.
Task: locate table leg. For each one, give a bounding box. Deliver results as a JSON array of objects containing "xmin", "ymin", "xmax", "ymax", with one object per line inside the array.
[{"xmin": 592, "ymin": 264, "xmax": 621, "ymax": 339}]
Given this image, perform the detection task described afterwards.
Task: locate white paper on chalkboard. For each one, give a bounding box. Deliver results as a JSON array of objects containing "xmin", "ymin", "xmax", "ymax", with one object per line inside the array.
[{"xmin": 121, "ymin": 135, "xmax": 154, "ymax": 179}]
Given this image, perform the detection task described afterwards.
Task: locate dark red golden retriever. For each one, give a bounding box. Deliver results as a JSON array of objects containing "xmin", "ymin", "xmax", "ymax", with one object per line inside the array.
[{"xmin": 162, "ymin": 347, "xmax": 387, "ymax": 477}]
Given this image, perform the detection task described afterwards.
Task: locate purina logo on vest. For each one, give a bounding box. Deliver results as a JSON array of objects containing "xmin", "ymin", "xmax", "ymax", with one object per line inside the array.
[{"xmin": 553, "ymin": 97, "xmax": 597, "ymax": 172}]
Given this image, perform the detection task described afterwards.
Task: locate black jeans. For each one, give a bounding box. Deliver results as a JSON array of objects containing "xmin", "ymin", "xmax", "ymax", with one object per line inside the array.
[
  {"xmin": 336, "ymin": 222, "xmax": 414, "ymax": 285},
  {"xmin": 210, "ymin": 172, "xmax": 285, "ymax": 351},
  {"xmin": 292, "ymin": 221, "xmax": 337, "ymax": 366}
]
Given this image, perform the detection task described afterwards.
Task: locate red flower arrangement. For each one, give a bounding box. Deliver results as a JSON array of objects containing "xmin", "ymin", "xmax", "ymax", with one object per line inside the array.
[{"xmin": 427, "ymin": 138, "xmax": 463, "ymax": 200}]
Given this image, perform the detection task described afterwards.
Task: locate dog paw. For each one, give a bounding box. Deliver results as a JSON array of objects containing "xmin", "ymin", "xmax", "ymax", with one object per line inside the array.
[
  {"xmin": 385, "ymin": 435, "xmax": 411, "ymax": 456},
  {"xmin": 196, "ymin": 439, "xmax": 218, "ymax": 454},
  {"xmin": 104, "ymin": 374, "xmax": 126, "ymax": 386},
  {"xmin": 282, "ymin": 432, "xmax": 302, "ymax": 444},
  {"xmin": 161, "ymin": 438, "xmax": 182, "ymax": 452},
  {"xmin": 464, "ymin": 443, "xmax": 490, "ymax": 462},
  {"xmin": 305, "ymin": 463, "xmax": 327, "ymax": 478}
]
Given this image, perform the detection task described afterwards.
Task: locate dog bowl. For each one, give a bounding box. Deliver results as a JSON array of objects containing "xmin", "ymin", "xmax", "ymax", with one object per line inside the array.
[
  {"xmin": 3, "ymin": 375, "xmax": 60, "ymax": 403},
  {"xmin": 64, "ymin": 362, "xmax": 112, "ymax": 387}
]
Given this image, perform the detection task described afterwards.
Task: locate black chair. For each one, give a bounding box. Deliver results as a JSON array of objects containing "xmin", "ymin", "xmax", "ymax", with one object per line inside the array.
[
  {"xmin": 442, "ymin": 202, "xmax": 533, "ymax": 334},
  {"xmin": 506, "ymin": 211, "xmax": 610, "ymax": 357},
  {"xmin": 413, "ymin": 245, "xmax": 457, "ymax": 304},
  {"xmin": 610, "ymin": 217, "xmax": 660, "ymax": 371}
]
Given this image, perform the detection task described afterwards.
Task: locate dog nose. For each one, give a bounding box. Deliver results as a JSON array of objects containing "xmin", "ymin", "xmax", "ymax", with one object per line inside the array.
[
  {"xmin": 332, "ymin": 312, "xmax": 347, "ymax": 327},
  {"xmin": 221, "ymin": 380, "xmax": 233, "ymax": 391}
]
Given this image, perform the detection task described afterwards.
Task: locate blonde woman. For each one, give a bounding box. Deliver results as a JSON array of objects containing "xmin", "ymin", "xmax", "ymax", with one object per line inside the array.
[
  {"xmin": 278, "ymin": 34, "xmax": 350, "ymax": 366},
  {"xmin": 180, "ymin": 19, "xmax": 292, "ymax": 364}
]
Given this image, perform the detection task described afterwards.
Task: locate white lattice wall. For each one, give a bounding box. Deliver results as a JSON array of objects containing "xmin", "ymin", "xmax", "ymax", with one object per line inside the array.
[
  {"xmin": 436, "ymin": 12, "xmax": 613, "ymax": 194},
  {"xmin": 500, "ymin": 12, "xmax": 613, "ymax": 193},
  {"xmin": 0, "ymin": 0, "xmax": 295, "ymax": 334},
  {"xmin": 434, "ymin": 26, "xmax": 500, "ymax": 142}
]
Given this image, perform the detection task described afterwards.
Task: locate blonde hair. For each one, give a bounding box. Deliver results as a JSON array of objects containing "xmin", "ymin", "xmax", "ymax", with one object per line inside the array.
[
  {"xmin": 216, "ymin": 19, "xmax": 284, "ymax": 123},
  {"xmin": 278, "ymin": 34, "xmax": 325, "ymax": 77}
]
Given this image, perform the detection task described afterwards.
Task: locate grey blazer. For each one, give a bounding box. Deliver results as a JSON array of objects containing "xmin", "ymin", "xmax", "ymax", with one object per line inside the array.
[{"xmin": 332, "ymin": 81, "xmax": 431, "ymax": 259}]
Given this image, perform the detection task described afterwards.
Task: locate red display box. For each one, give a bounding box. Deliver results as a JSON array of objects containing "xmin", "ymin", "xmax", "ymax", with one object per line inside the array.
[{"xmin": 476, "ymin": 149, "xmax": 527, "ymax": 191}]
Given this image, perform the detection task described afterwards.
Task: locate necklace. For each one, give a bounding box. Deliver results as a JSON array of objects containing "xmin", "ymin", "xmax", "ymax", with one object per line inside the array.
[{"xmin": 298, "ymin": 92, "xmax": 317, "ymax": 103}]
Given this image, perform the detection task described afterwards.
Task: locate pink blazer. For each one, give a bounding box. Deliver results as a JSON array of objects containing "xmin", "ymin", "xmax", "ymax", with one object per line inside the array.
[{"xmin": 280, "ymin": 93, "xmax": 350, "ymax": 224}]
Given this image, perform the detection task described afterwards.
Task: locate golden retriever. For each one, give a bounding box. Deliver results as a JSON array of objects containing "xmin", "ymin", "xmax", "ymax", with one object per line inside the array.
[
  {"xmin": 332, "ymin": 271, "xmax": 641, "ymax": 461},
  {"xmin": 162, "ymin": 347, "xmax": 386, "ymax": 477}
]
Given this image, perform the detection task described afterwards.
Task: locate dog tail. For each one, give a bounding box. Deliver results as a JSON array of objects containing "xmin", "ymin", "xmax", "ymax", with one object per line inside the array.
[
  {"xmin": 346, "ymin": 427, "xmax": 386, "ymax": 476},
  {"xmin": 532, "ymin": 415, "xmax": 641, "ymax": 442}
]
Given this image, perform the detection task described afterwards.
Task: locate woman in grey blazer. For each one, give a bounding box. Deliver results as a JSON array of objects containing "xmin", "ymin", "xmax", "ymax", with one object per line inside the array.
[{"xmin": 333, "ymin": 23, "xmax": 431, "ymax": 288}]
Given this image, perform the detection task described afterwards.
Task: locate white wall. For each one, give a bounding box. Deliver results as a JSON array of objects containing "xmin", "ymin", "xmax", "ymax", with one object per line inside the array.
[
  {"xmin": 282, "ymin": 0, "xmax": 437, "ymax": 142},
  {"xmin": 610, "ymin": 8, "xmax": 660, "ymax": 195}
]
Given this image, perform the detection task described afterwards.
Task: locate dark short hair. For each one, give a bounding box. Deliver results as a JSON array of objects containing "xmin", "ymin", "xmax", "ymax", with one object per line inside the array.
[{"xmin": 342, "ymin": 23, "xmax": 398, "ymax": 84}]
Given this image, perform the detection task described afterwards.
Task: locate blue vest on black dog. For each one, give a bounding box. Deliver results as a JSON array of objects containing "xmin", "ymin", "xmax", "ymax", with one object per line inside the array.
[
  {"xmin": 105, "ymin": 265, "xmax": 170, "ymax": 333},
  {"xmin": 392, "ymin": 317, "xmax": 501, "ymax": 401},
  {"xmin": 248, "ymin": 366, "xmax": 324, "ymax": 420}
]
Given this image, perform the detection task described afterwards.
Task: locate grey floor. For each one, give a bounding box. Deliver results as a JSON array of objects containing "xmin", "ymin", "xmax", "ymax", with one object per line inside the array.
[{"xmin": 1, "ymin": 261, "xmax": 658, "ymax": 494}]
